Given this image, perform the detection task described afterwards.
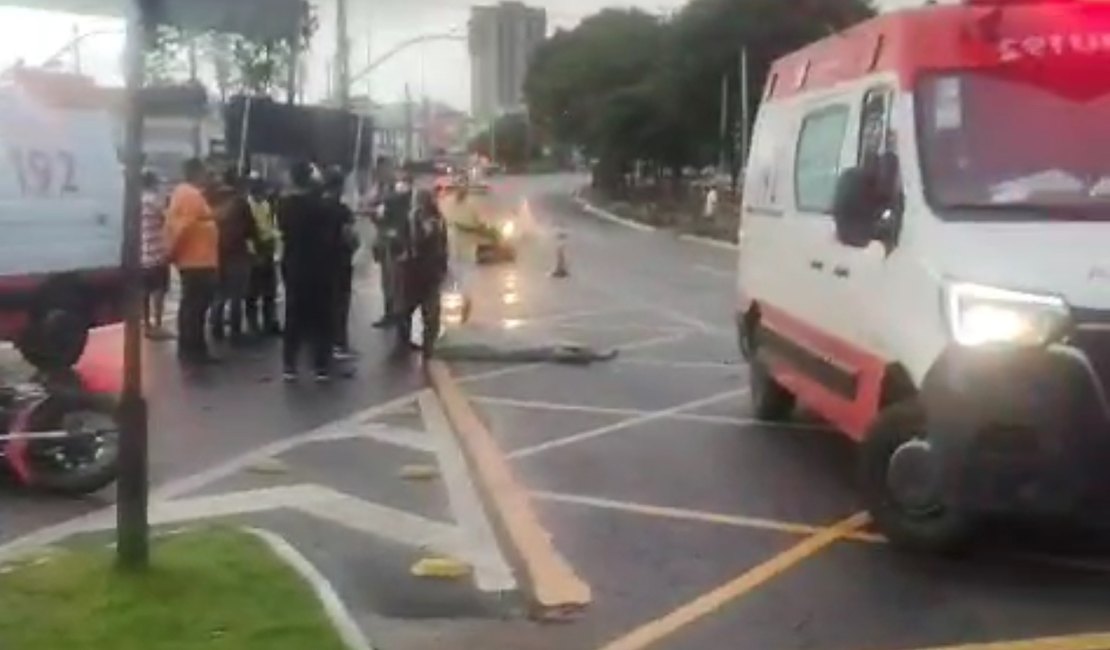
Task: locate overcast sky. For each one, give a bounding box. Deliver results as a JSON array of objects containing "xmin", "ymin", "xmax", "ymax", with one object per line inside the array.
[{"xmin": 0, "ymin": 0, "xmax": 921, "ymax": 112}]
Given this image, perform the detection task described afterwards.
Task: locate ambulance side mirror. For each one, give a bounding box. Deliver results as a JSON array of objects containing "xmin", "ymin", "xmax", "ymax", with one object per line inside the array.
[{"xmin": 832, "ymin": 167, "xmax": 882, "ymax": 248}]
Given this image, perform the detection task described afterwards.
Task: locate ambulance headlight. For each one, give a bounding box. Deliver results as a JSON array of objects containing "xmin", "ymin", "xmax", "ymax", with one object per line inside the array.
[
  {"xmin": 945, "ymin": 282, "xmax": 1070, "ymax": 347},
  {"xmin": 499, "ymin": 221, "xmax": 516, "ymax": 240}
]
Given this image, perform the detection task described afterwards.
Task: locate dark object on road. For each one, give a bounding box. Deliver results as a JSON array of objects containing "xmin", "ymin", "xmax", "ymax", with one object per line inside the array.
[
  {"xmin": 435, "ymin": 342, "xmax": 618, "ymax": 366},
  {"xmin": 0, "ymin": 371, "xmax": 120, "ymax": 495}
]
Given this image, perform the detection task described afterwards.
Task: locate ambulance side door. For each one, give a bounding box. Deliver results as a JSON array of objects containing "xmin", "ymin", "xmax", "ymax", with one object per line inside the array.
[{"xmin": 827, "ymin": 84, "xmax": 903, "ymax": 362}]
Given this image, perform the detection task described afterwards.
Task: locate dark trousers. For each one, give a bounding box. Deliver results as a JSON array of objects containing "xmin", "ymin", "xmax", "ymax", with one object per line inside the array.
[
  {"xmin": 247, "ymin": 259, "xmax": 279, "ymax": 332},
  {"xmin": 397, "ymin": 280, "xmax": 442, "ymax": 354},
  {"xmin": 178, "ymin": 268, "xmax": 217, "ymax": 361},
  {"xmin": 333, "ymin": 263, "xmax": 354, "ymax": 349},
  {"xmin": 211, "ymin": 257, "xmax": 252, "ymax": 340},
  {"xmin": 283, "ymin": 280, "xmax": 333, "ymax": 373}
]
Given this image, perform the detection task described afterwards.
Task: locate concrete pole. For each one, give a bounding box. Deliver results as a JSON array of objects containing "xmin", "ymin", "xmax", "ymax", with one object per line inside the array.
[
  {"xmin": 336, "ymin": 0, "xmax": 351, "ymax": 109},
  {"xmin": 117, "ymin": 0, "xmax": 151, "ymax": 571}
]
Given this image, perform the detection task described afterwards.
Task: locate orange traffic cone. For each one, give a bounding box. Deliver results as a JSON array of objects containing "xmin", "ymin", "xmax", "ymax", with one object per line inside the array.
[{"xmin": 552, "ymin": 232, "xmax": 569, "ymax": 278}]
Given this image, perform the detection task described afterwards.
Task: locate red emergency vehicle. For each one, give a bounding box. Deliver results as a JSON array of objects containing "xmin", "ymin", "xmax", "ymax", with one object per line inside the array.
[{"xmin": 738, "ymin": 0, "xmax": 1110, "ymax": 550}]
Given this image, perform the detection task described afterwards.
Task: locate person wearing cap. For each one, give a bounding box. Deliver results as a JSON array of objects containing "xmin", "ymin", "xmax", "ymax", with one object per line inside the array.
[
  {"xmin": 166, "ymin": 158, "xmax": 219, "ymax": 365},
  {"xmin": 246, "ymin": 173, "xmax": 281, "ymax": 336},
  {"xmin": 141, "ymin": 169, "xmax": 173, "ymax": 340},
  {"xmin": 276, "ymin": 162, "xmax": 340, "ymax": 382},
  {"xmin": 322, "ymin": 167, "xmax": 359, "ymax": 359}
]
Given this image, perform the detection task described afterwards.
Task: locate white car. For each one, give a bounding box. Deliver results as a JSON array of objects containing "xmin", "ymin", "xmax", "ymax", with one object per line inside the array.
[
  {"xmin": 0, "ymin": 73, "xmax": 125, "ymax": 369},
  {"xmin": 736, "ymin": 0, "xmax": 1110, "ymax": 551}
]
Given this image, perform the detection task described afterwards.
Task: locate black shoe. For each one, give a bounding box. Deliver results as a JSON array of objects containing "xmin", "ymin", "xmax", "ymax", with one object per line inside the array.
[
  {"xmin": 314, "ymin": 371, "xmax": 332, "ymax": 384},
  {"xmin": 372, "ymin": 317, "xmax": 392, "ymax": 329},
  {"xmin": 282, "ymin": 368, "xmax": 298, "ymax": 383}
]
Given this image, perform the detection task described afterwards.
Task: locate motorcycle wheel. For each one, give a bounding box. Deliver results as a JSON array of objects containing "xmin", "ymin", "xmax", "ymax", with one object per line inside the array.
[{"xmin": 19, "ymin": 391, "xmax": 120, "ymax": 495}]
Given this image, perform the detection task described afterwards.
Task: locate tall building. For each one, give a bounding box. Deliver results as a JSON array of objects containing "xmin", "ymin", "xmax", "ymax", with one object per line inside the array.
[{"xmin": 469, "ymin": 2, "xmax": 547, "ymax": 121}]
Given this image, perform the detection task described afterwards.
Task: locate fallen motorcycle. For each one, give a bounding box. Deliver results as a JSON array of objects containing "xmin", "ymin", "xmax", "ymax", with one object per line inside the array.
[{"xmin": 0, "ymin": 372, "xmax": 120, "ymax": 495}]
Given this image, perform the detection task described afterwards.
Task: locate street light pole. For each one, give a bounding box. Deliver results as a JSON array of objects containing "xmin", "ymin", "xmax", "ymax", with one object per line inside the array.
[
  {"xmin": 335, "ymin": 0, "xmax": 351, "ymax": 110},
  {"xmin": 117, "ymin": 0, "xmax": 151, "ymax": 571}
]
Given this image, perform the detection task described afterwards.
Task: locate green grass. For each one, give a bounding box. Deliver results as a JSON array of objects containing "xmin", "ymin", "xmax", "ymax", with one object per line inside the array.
[{"xmin": 0, "ymin": 528, "xmax": 349, "ymax": 650}]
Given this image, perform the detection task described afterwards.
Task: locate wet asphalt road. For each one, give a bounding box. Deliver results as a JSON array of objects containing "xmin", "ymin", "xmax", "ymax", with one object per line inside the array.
[
  {"xmin": 1, "ymin": 258, "xmax": 425, "ymax": 545},
  {"xmin": 423, "ymin": 175, "xmax": 1110, "ymax": 650},
  {"xmin": 6, "ymin": 174, "xmax": 1110, "ymax": 650}
]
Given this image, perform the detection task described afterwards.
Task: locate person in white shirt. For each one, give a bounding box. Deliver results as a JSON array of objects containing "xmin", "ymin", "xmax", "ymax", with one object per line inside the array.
[{"xmin": 140, "ymin": 170, "xmax": 173, "ymax": 340}]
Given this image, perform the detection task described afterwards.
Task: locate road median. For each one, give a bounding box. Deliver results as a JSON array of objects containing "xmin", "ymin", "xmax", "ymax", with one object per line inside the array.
[{"xmin": 425, "ymin": 359, "xmax": 592, "ymax": 617}]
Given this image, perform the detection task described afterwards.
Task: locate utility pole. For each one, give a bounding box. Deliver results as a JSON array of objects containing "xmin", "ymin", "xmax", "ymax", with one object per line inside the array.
[
  {"xmin": 117, "ymin": 0, "xmax": 151, "ymax": 572},
  {"xmin": 335, "ymin": 0, "xmax": 351, "ymax": 109},
  {"xmin": 71, "ymin": 24, "xmax": 82, "ymax": 74},
  {"xmin": 188, "ymin": 38, "xmax": 202, "ymax": 157},
  {"xmin": 717, "ymin": 72, "xmax": 730, "ymax": 178},
  {"xmin": 404, "ymin": 83, "xmax": 414, "ymax": 163},
  {"xmin": 735, "ymin": 46, "xmax": 750, "ymax": 190}
]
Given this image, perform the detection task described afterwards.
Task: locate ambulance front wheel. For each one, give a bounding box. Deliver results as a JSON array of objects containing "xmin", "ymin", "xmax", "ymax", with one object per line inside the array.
[{"xmin": 859, "ymin": 400, "xmax": 974, "ymax": 554}]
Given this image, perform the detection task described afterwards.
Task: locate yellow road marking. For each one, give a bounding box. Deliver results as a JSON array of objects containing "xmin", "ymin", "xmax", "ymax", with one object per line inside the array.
[
  {"xmin": 599, "ymin": 512, "xmax": 871, "ymax": 650},
  {"xmin": 903, "ymin": 632, "xmax": 1110, "ymax": 650},
  {"xmin": 426, "ymin": 360, "xmax": 592, "ymax": 611},
  {"xmin": 533, "ymin": 490, "xmax": 884, "ymax": 544}
]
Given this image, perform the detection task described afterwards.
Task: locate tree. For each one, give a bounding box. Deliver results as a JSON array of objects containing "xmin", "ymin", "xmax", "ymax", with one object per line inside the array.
[
  {"xmin": 469, "ymin": 112, "xmax": 541, "ymax": 171},
  {"xmin": 142, "ymin": 2, "xmax": 318, "ymax": 100},
  {"xmin": 523, "ymin": 0, "xmax": 874, "ymax": 191}
]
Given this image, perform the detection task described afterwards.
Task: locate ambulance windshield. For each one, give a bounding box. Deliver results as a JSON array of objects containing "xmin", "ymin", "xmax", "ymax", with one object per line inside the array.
[{"xmin": 917, "ymin": 72, "xmax": 1110, "ymax": 221}]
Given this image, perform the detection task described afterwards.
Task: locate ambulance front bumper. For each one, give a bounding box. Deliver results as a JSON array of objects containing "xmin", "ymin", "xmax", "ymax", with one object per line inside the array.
[{"xmin": 920, "ymin": 339, "xmax": 1110, "ymax": 518}]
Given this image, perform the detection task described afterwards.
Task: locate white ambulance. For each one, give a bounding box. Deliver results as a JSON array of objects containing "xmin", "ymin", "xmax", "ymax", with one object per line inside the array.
[
  {"xmin": 0, "ymin": 71, "xmax": 124, "ymax": 370},
  {"xmin": 737, "ymin": 0, "xmax": 1110, "ymax": 550}
]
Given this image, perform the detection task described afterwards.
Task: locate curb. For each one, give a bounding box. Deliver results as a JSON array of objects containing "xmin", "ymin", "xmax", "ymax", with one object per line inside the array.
[
  {"xmin": 246, "ymin": 527, "xmax": 375, "ymax": 650},
  {"xmin": 424, "ymin": 359, "xmax": 592, "ymax": 617},
  {"xmin": 573, "ymin": 197, "xmax": 656, "ymax": 233}
]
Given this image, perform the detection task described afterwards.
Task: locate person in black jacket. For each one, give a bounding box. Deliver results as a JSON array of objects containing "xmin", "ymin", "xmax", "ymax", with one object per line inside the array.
[
  {"xmin": 323, "ymin": 167, "xmax": 359, "ymax": 359},
  {"xmin": 277, "ymin": 162, "xmax": 340, "ymax": 382},
  {"xmin": 396, "ymin": 188, "xmax": 449, "ymax": 358}
]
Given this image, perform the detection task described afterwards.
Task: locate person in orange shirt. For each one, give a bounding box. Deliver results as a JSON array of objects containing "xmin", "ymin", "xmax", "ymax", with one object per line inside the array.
[{"xmin": 166, "ymin": 158, "xmax": 219, "ymax": 365}]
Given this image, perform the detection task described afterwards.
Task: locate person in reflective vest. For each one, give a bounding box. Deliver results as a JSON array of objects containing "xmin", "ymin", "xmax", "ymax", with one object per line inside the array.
[{"xmin": 246, "ymin": 173, "xmax": 281, "ymax": 336}]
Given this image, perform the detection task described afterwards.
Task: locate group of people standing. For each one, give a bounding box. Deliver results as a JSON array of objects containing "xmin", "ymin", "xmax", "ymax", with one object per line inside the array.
[{"xmin": 140, "ymin": 156, "xmax": 449, "ymax": 383}]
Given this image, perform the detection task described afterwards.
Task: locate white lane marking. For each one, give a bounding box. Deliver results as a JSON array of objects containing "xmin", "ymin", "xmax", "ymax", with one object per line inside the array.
[
  {"xmin": 612, "ymin": 358, "xmax": 742, "ymax": 370},
  {"xmin": 78, "ymin": 485, "xmax": 340, "ymax": 530},
  {"xmin": 576, "ymin": 198, "xmax": 656, "ymax": 233},
  {"xmin": 692, "ymin": 264, "xmax": 733, "ymax": 280},
  {"xmin": 152, "ymin": 392, "xmax": 423, "ymax": 502},
  {"xmin": 359, "ymin": 426, "xmax": 438, "ymax": 454},
  {"xmin": 472, "ymin": 396, "xmax": 759, "ymax": 427},
  {"xmin": 0, "ymin": 391, "xmax": 423, "ymax": 563},
  {"xmin": 508, "ymin": 389, "xmax": 748, "ymax": 459},
  {"xmin": 419, "ymin": 390, "xmax": 517, "ymax": 593},
  {"xmin": 575, "ymin": 275, "xmax": 726, "ymax": 335},
  {"xmin": 246, "ymin": 528, "xmax": 375, "ymax": 650},
  {"xmin": 67, "ymin": 483, "xmax": 468, "ymax": 560},
  {"xmin": 680, "ymin": 234, "xmax": 739, "ymax": 252},
  {"xmin": 293, "ymin": 488, "xmax": 464, "ymax": 557}
]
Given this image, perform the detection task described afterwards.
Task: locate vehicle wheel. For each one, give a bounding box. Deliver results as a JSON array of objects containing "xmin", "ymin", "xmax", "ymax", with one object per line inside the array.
[
  {"xmin": 749, "ymin": 356, "xmax": 795, "ymax": 421},
  {"xmin": 859, "ymin": 400, "xmax": 974, "ymax": 553},
  {"xmin": 18, "ymin": 298, "xmax": 90, "ymax": 371},
  {"xmin": 20, "ymin": 391, "xmax": 119, "ymax": 495}
]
